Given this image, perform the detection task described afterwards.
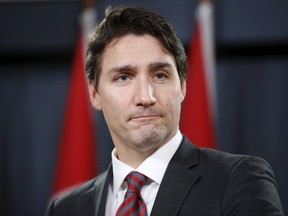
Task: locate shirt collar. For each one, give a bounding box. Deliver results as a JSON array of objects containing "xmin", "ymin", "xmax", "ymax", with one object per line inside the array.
[{"xmin": 111, "ymin": 130, "xmax": 183, "ymax": 197}]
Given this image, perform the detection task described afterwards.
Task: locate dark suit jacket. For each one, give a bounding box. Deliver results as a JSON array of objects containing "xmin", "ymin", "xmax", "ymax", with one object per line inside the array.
[{"xmin": 46, "ymin": 136, "xmax": 284, "ymax": 216}]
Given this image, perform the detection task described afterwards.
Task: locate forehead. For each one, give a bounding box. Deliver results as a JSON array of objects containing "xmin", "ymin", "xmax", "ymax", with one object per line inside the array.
[{"xmin": 101, "ymin": 34, "xmax": 176, "ymax": 70}]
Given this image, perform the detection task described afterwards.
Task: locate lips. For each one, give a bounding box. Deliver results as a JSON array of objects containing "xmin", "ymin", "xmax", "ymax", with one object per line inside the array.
[
  {"xmin": 128, "ymin": 110, "xmax": 163, "ymax": 121},
  {"xmin": 132, "ymin": 115, "xmax": 160, "ymax": 120},
  {"xmin": 129, "ymin": 115, "xmax": 161, "ymax": 126}
]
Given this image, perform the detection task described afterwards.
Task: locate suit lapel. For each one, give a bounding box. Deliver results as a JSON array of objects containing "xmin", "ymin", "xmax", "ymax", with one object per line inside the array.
[
  {"xmin": 79, "ymin": 165, "xmax": 112, "ymax": 216},
  {"xmin": 151, "ymin": 137, "xmax": 201, "ymax": 216}
]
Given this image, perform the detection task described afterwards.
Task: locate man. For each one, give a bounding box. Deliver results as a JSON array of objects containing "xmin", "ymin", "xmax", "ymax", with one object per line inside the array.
[{"xmin": 46, "ymin": 6, "xmax": 283, "ymax": 216}]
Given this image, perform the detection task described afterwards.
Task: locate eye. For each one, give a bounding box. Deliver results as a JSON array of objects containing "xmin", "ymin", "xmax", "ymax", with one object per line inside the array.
[
  {"xmin": 115, "ymin": 74, "xmax": 130, "ymax": 82},
  {"xmin": 154, "ymin": 72, "xmax": 168, "ymax": 81}
]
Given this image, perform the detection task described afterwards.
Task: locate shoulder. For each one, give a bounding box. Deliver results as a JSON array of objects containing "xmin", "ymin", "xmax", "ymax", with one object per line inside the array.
[
  {"xmin": 180, "ymin": 136, "xmax": 277, "ymax": 194},
  {"xmin": 181, "ymin": 137, "xmax": 283, "ymax": 214},
  {"xmin": 45, "ymin": 171, "xmax": 108, "ymax": 216},
  {"xmin": 180, "ymin": 135, "xmax": 271, "ymax": 175},
  {"xmin": 200, "ymin": 147, "xmax": 272, "ymax": 173},
  {"xmin": 56, "ymin": 171, "xmax": 107, "ymax": 204},
  {"xmin": 194, "ymin": 144, "xmax": 277, "ymax": 185},
  {"xmin": 196, "ymin": 147, "xmax": 283, "ymax": 214}
]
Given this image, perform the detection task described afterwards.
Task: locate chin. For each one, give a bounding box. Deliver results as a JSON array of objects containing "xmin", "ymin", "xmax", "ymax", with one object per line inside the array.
[{"xmin": 132, "ymin": 125, "xmax": 167, "ymax": 146}]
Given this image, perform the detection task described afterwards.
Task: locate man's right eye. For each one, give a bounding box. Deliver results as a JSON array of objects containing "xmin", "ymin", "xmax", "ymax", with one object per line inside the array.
[{"xmin": 115, "ymin": 74, "xmax": 130, "ymax": 82}]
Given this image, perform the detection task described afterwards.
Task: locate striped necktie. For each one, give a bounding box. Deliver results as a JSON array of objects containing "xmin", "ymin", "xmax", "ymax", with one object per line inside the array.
[{"xmin": 116, "ymin": 171, "xmax": 148, "ymax": 216}]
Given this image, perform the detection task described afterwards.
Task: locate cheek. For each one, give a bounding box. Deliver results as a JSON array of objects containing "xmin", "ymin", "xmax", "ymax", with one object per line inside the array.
[
  {"xmin": 101, "ymin": 99, "xmax": 122, "ymax": 126},
  {"xmin": 100, "ymin": 93, "xmax": 127, "ymax": 116},
  {"xmin": 168, "ymin": 92, "xmax": 183, "ymax": 116},
  {"xmin": 163, "ymin": 94, "xmax": 181, "ymax": 114}
]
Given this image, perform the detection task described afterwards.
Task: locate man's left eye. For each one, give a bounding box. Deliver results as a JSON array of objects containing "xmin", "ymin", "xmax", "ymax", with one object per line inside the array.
[{"xmin": 155, "ymin": 72, "xmax": 167, "ymax": 80}]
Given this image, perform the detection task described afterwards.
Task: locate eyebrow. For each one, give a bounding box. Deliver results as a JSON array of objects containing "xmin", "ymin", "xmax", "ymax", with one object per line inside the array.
[
  {"xmin": 108, "ymin": 65, "xmax": 136, "ymax": 74},
  {"xmin": 108, "ymin": 62, "xmax": 175, "ymax": 74},
  {"xmin": 148, "ymin": 62, "xmax": 174, "ymax": 71}
]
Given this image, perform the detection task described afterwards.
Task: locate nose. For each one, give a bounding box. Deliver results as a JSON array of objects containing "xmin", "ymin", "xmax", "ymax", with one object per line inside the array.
[{"xmin": 134, "ymin": 78, "xmax": 156, "ymax": 107}]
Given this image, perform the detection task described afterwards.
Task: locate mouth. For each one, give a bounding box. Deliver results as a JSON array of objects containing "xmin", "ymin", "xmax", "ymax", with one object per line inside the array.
[
  {"xmin": 132, "ymin": 115, "xmax": 160, "ymax": 120},
  {"xmin": 129, "ymin": 114, "xmax": 162, "ymax": 123}
]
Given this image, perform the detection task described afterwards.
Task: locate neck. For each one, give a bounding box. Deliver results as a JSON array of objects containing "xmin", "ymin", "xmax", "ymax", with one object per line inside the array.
[{"xmin": 115, "ymin": 144, "xmax": 163, "ymax": 168}]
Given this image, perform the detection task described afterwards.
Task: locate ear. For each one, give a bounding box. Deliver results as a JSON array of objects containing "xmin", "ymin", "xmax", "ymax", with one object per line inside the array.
[
  {"xmin": 88, "ymin": 80, "xmax": 102, "ymax": 110},
  {"xmin": 180, "ymin": 80, "xmax": 187, "ymax": 102}
]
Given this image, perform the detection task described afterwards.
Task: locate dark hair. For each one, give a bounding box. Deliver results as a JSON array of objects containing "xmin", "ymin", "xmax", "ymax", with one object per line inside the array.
[{"xmin": 86, "ymin": 6, "xmax": 187, "ymax": 89}]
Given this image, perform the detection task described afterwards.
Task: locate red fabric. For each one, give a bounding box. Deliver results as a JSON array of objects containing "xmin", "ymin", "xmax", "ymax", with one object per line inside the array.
[
  {"xmin": 180, "ymin": 23, "xmax": 217, "ymax": 149},
  {"xmin": 52, "ymin": 33, "xmax": 98, "ymax": 195}
]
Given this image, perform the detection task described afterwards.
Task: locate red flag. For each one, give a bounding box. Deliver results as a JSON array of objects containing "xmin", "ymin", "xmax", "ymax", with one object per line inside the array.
[
  {"xmin": 181, "ymin": 2, "xmax": 217, "ymax": 149},
  {"xmin": 52, "ymin": 9, "xmax": 98, "ymax": 196}
]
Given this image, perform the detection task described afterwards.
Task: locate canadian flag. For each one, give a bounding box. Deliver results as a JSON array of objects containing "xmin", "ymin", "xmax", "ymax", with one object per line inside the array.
[
  {"xmin": 52, "ymin": 8, "xmax": 98, "ymax": 197},
  {"xmin": 181, "ymin": 1, "xmax": 217, "ymax": 149}
]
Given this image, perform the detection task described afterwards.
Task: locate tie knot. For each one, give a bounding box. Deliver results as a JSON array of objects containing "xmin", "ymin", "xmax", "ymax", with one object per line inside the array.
[{"xmin": 126, "ymin": 171, "xmax": 148, "ymax": 193}]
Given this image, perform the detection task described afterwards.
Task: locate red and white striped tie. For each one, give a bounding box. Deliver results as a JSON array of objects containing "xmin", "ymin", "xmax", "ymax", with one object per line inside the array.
[{"xmin": 116, "ymin": 171, "xmax": 148, "ymax": 216}]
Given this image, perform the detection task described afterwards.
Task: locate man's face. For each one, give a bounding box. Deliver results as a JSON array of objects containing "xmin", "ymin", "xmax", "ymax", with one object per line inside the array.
[{"xmin": 88, "ymin": 34, "xmax": 186, "ymax": 155}]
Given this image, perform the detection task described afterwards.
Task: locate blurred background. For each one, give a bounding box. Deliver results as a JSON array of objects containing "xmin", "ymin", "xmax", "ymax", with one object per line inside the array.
[{"xmin": 0, "ymin": 0, "xmax": 287, "ymax": 215}]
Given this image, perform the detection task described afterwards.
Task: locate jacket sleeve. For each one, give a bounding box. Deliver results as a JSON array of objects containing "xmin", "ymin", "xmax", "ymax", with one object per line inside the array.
[{"xmin": 222, "ymin": 156, "xmax": 284, "ymax": 216}]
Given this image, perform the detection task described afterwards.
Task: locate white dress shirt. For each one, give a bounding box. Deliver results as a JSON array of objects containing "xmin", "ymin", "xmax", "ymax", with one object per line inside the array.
[{"xmin": 105, "ymin": 130, "xmax": 183, "ymax": 216}]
